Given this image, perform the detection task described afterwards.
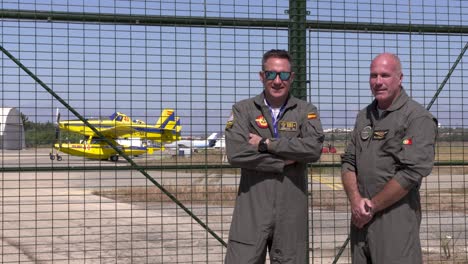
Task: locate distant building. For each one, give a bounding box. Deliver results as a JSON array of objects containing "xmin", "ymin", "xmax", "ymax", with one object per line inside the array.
[{"xmin": 0, "ymin": 107, "xmax": 26, "ymax": 150}]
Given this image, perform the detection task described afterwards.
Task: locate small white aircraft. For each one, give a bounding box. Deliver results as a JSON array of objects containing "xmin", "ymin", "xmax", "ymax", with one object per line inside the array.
[{"xmin": 164, "ymin": 132, "xmax": 218, "ymax": 151}]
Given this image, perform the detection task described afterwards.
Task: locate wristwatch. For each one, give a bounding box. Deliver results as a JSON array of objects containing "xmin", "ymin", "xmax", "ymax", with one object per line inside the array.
[{"xmin": 258, "ymin": 138, "xmax": 268, "ymax": 153}]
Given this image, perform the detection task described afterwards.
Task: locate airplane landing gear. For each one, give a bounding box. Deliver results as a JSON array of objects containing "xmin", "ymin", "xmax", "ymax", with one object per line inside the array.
[{"xmin": 50, "ymin": 152, "xmax": 62, "ymax": 161}]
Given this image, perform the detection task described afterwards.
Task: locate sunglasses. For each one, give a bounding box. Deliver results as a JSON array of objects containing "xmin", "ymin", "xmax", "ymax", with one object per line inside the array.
[{"xmin": 263, "ymin": 71, "xmax": 292, "ymax": 81}]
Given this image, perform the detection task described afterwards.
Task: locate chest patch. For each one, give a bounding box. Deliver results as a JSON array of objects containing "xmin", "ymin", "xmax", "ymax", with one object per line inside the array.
[
  {"xmin": 278, "ymin": 121, "xmax": 297, "ymax": 131},
  {"xmin": 373, "ymin": 130, "xmax": 389, "ymax": 140},
  {"xmin": 361, "ymin": 126, "xmax": 372, "ymax": 140},
  {"xmin": 255, "ymin": 115, "xmax": 268, "ymax": 129}
]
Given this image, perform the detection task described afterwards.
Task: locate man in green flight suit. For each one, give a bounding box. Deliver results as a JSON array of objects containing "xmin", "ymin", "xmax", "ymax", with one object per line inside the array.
[
  {"xmin": 224, "ymin": 49, "xmax": 324, "ymax": 263},
  {"xmin": 341, "ymin": 52, "xmax": 438, "ymax": 263}
]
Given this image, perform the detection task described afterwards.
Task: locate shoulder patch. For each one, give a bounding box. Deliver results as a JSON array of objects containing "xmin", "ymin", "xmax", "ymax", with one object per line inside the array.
[
  {"xmin": 402, "ymin": 138, "xmax": 413, "ymax": 145},
  {"xmin": 307, "ymin": 112, "xmax": 317, "ymax": 119},
  {"xmin": 225, "ymin": 112, "xmax": 234, "ymax": 129}
]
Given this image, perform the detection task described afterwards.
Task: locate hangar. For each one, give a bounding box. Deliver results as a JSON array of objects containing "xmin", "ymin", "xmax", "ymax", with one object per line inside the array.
[{"xmin": 0, "ymin": 107, "xmax": 26, "ymax": 150}]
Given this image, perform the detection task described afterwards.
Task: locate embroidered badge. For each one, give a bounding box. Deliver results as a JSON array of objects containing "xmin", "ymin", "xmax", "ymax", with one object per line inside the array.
[
  {"xmin": 278, "ymin": 121, "xmax": 297, "ymax": 131},
  {"xmin": 373, "ymin": 130, "xmax": 389, "ymax": 140},
  {"xmin": 225, "ymin": 112, "xmax": 234, "ymax": 129},
  {"xmin": 307, "ymin": 112, "xmax": 317, "ymax": 119},
  {"xmin": 255, "ymin": 115, "xmax": 268, "ymax": 129},
  {"xmin": 361, "ymin": 126, "xmax": 372, "ymax": 140},
  {"xmin": 402, "ymin": 138, "xmax": 413, "ymax": 145}
]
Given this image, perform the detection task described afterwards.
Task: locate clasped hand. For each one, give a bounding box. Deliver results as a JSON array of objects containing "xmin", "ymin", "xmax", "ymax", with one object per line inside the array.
[{"xmin": 351, "ymin": 198, "xmax": 374, "ymax": 229}]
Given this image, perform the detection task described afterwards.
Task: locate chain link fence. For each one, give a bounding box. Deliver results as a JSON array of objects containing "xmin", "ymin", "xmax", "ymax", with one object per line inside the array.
[{"xmin": 1, "ymin": 1, "xmax": 467, "ymax": 263}]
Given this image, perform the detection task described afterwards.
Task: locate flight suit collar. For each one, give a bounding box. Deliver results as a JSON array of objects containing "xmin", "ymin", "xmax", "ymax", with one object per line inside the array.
[
  {"xmin": 253, "ymin": 91, "xmax": 298, "ymax": 110},
  {"xmin": 370, "ymin": 87, "xmax": 409, "ymax": 114}
]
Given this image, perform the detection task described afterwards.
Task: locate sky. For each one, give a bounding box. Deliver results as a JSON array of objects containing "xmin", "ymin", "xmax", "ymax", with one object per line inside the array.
[{"xmin": 0, "ymin": 0, "xmax": 467, "ymax": 136}]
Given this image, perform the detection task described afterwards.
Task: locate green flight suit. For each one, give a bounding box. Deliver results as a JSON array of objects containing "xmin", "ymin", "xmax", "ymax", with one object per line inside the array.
[
  {"xmin": 341, "ymin": 89, "xmax": 437, "ymax": 264},
  {"xmin": 224, "ymin": 92, "xmax": 324, "ymax": 264}
]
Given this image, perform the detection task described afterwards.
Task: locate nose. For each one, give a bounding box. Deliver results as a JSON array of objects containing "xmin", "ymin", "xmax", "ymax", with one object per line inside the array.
[
  {"xmin": 273, "ymin": 74, "xmax": 282, "ymax": 84},
  {"xmin": 376, "ymin": 75, "xmax": 383, "ymax": 84}
]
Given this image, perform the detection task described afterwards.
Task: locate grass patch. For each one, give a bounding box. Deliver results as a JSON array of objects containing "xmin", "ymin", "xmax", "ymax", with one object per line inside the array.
[
  {"xmin": 95, "ymin": 186, "xmax": 468, "ymax": 213},
  {"xmin": 95, "ymin": 143, "xmax": 467, "ymax": 213},
  {"xmin": 94, "ymin": 185, "xmax": 239, "ymax": 206},
  {"xmin": 422, "ymin": 189, "xmax": 468, "ymax": 214}
]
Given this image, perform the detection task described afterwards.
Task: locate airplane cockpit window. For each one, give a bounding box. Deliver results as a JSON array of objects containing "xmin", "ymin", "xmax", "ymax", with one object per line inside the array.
[
  {"xmin": 134, "ymin": 119, "xmax": 145, "ymax": 124},
  {"xmin": 109, "ymin": 113, "xmax": 117, "ymax": 120}
]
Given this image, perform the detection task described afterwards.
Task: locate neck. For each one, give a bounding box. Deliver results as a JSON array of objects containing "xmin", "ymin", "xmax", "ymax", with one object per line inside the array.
[
  {"xmin": 377, "ymin": 101, "xmax": 391, "ymax": 110},
  {"xmin": 265, "ymin": 94, "xmax": 287, "ymax": 108}
]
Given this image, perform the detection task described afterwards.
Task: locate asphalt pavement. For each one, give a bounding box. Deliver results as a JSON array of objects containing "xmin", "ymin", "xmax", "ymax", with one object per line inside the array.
[{"xmin": 1, "ymin": 148, "xmax": 467, "ymax": 263}]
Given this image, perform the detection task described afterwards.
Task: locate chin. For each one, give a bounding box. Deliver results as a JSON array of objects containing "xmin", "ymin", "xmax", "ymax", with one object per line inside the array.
[{"xmin": 374, "ymin": 93, "xmax": 388, "ymax": 101}]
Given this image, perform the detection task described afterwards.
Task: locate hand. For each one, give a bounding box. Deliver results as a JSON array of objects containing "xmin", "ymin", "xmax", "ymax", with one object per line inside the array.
[
  {"xmin": 351, "ymin": 198, "xmax": 374, "ymax": 229},
  {"xmin": 248, "ymin": 133, "xmax": 263, "ymax": 147}
]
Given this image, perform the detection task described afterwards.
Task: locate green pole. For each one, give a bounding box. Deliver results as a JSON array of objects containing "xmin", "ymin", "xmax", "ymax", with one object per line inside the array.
[
  {"xmin": 288, "ymin": 0, "xmax": 308, "ymax": 100},
  {"xmin": 288, "ymin": 2, "xmax": 309, "ymax": 262}
]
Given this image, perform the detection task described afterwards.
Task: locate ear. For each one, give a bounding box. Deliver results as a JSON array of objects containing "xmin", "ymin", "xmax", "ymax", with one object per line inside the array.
[
  {"xmin": 290, "ymin": 72, "xmax": 296, "ymax": 82},
  {"xmin": 259, "ymin": 71, "xmax": 265, "ymax": 82}
]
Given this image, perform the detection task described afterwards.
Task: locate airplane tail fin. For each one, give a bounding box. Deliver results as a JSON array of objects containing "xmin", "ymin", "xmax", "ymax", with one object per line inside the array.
[
  {"xmin": 207, "ymin": 132, "xmax": 218, "ymax": 147},
  {"xmin": 155, "ymin": 109, "xmax": 182, "ymax": 140},
  {"xmin": 207, "ymin": 133, "xmax": 218, "ymax": 140},
  {"xmin": 175, "ymin": 117, "xmax": 182, "ymax": 132},
  {"xmin": 155, "ymin": 109, "xmax": 177, "ymax": 129}
]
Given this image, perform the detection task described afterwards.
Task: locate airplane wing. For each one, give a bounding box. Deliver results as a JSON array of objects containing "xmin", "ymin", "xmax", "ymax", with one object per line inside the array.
[
  {"xmin": 99, "ymin": 124, "xmax": 177, "ymax": 141},
  {"xmin": 99, "ymin": 125, "xmax": 138, "ymax": 138}
]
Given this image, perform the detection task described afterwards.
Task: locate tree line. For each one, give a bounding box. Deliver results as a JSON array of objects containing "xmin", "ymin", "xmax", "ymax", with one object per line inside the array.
[
  {"xmin": 21, "ymin": 113, "xmax": 81, "ymax": 147},
  {"xmin": 20, "ymin": 113, "xmax": 466, "ymax": 148}
]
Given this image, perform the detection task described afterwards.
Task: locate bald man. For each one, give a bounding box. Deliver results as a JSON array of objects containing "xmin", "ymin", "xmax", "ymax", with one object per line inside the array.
[{"xmin": 341, "ymin": 53, "xmax": 437, "ymax": 263}]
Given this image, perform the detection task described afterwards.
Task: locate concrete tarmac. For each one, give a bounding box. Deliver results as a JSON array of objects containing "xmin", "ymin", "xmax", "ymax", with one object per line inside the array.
[{"xmin": 1, "ymin": 148, "xmax": 467, "ymax": 263}]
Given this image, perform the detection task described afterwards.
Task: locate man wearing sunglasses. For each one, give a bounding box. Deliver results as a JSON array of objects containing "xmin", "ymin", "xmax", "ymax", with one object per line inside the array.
[{"xmin": 224, "ymin": 49, "xmax": 324, "ymax": 263}]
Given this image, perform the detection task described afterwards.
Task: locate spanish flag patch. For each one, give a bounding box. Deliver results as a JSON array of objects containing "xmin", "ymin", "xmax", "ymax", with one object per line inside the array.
[
  {"xmin": 307, "ymin": 112, "xmax": 317, "ymax": 119},
  {"xmin": 402, "ymin": 138, "xmax": 413, "ymax": 145}
]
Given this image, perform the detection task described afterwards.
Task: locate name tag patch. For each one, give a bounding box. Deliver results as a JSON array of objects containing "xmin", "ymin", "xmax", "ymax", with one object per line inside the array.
[
  {"xmin": 373, "ymin": 130, "xmax": 388, "ymax": 140},
  {"xmin": 278, "ymin": 121, "xmax": 297, "ymax": 131}
]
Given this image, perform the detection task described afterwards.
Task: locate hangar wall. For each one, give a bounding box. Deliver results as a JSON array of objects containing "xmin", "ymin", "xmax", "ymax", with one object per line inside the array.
[{"xmin": 0, "ymin": 107, "xmax": 26, "ymax": 150}]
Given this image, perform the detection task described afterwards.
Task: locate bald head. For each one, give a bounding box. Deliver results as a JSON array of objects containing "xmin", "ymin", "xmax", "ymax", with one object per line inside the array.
[
  {"xmin": 369, "ymin": 52, "xmax": 404, "ymax": 109},
  {"xmin": 371, "ymin": 53, "xmax": 402, "ymax": 76}
]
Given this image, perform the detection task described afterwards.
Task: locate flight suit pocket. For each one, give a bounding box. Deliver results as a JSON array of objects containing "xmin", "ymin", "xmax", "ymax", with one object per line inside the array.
[
  {"xmin": 228, "ymin": 211, "xmax": 258, "ymax": 245},
  {"xmin": 381, "ymin": 127, "xmax": 404, "ymax": 159}
]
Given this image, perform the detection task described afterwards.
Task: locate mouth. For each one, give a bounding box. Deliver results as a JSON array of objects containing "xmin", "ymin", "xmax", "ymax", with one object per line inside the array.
[
  {"xmin": 373, "ymin": 88, "xmax": 386, "ymax": 94},
  {"xmin": 271, "ymin": 85, "xmax": 284, "ymax": 90}
]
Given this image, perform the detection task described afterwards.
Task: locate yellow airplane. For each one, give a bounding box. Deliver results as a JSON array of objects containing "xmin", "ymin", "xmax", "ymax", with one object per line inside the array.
[{"xmin": 51, "ymin": 109, "xmax": 179, "ymax": 161}]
